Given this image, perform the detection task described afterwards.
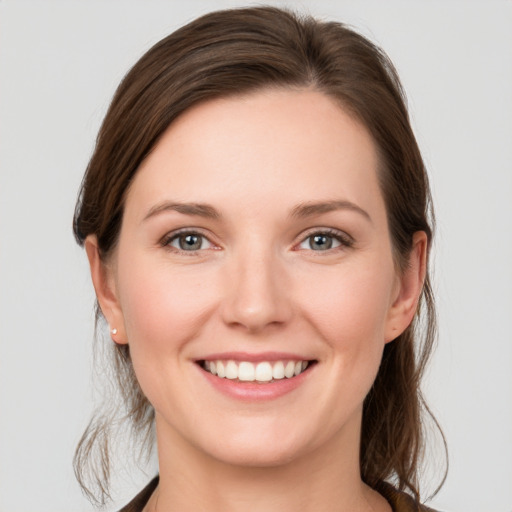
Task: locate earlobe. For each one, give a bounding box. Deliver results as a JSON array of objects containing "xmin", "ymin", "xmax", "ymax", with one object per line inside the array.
[
  {"xmin": 385, "ymin": 231, "xmax": 428, "ymax": 343},
  {"xmin": 85, "ymin": 235, "xmax": 128, "ymax": 344}
]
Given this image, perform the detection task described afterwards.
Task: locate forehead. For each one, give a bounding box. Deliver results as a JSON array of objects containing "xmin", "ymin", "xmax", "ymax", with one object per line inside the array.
[{"xmin": 126, "ymin": 89, "xmax": 383, "ymax": 220}]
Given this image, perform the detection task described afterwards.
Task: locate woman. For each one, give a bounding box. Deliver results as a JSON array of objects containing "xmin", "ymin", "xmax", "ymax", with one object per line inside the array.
[{"xmin": 73, "ymin": 6, "xmax": 445, "ymax": 511}]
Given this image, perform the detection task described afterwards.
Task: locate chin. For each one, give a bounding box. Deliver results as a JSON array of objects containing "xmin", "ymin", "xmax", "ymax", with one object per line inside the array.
[
  {"xmin": 208, "ymin": 439, "xmax": 305, "ymax": 468},
  {"xmin": 191, "ymin": 418, "xmax": 322, "ymax": 469}
]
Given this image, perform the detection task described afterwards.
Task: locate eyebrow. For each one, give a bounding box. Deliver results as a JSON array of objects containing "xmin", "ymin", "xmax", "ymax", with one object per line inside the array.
[
  {"xmin": 142, "ymin": 199, "xmax": 371, "ymax": 223},
  {"xmin": 143, "ymin": 201, "xmax": 221, "ymax": 222},
  {"xmin": 290, "ymin": 200, "xmax": 372, "ymax": 223}
]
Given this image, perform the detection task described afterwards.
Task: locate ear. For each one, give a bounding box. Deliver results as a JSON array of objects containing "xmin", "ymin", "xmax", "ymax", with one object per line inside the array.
[
  {"xmin": 385, "ymin": 231, "xmax": 428, "ymax": 343},
  {"xmin": 85, "ymin": 235, "xmax": 128, "ymax": 344}
]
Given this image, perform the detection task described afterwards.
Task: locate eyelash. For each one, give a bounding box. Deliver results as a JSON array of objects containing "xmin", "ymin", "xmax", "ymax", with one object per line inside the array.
[
  {"xmin": 295, "ymin": 228, "xmax": 354, "ymax": 252},
  {"xmin": 159, "ymin": 229, "xmax": 217, "ymax": 255},
  {"xmin": 159, "ymin": 228, "xmax": 354, "ymax": 255}
]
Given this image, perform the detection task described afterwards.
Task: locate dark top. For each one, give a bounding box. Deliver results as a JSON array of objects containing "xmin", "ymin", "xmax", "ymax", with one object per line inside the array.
[{"xmin": 118, "ymin": 476, "xmax": 438, "ymax": 512}]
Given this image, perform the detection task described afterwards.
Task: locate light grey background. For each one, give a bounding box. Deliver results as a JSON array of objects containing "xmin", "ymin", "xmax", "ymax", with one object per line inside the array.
[{"xmin": 1, "ymin": 1, "xmax": 511, "ymax": 511}]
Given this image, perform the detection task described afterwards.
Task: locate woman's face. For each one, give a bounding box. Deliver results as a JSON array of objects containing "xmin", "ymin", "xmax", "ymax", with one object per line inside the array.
[{"xmin": 90, "ymin": 89, "xmax": 423, "ymax": 468}]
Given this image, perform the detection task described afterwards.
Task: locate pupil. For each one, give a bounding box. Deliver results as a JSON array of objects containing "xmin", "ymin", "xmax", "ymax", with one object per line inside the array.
[
  {"xmin": 181, "ymin": 234, "xmax": 201, "ymax": 250},
  {"xmin": 312, "ymin": 234, "xmax": 332, "ymax": 250}
]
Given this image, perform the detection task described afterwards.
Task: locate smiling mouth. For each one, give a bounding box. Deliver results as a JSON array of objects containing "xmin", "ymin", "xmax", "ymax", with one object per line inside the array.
[{"xmin": 199, "ymin": 359, "xmax": 316, "ymax": 383}]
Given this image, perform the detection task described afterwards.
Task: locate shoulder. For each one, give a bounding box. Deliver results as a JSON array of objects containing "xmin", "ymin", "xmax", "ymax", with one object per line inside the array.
[
  {"xmin": 117, "ymin": 476, "xmax": 159, "ymax": 512},
  {"xmin": 377, "ymin": 481, "xmax": 439, "ymax": 512}
]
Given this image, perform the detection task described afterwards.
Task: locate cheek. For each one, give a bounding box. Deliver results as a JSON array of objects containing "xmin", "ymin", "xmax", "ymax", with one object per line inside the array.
[
  {"xmin": 115, "ymin": 255, "xmax": 223, "ymax": 413},
  {"xmin": 301, "ymin": 263, "xmax": 394, "ymax": 342},
  {"xmin": 117, "ymin": 255, "xmax": 219, "ymax": 354},
  {"xmin": 296, "ymin": 258, "xmax": 396, "ymax": 400}
]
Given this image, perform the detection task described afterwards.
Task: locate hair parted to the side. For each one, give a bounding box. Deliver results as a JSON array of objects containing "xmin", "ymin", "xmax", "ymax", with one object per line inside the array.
[{"xmin": 73, "ymin": 5, "xmax": 446, "ymax": 506}]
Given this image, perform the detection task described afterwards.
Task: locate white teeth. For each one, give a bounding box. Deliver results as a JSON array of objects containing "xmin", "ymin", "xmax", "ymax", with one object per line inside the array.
[
  {"xmin": 216, "ymin": 361, "xmax": 225, "ymax": 378},
  {"xmin": 238, "ymin": 361, "xmax": 255, "ymax": 381},
  {"xmin": 284, "ymin": 361, "xmax": 295, "ymax": 378},
  {"xmin": 203, "ymin": 359, "xmax": 310, "ymax": 382},
  {"xmin": 272, "ymin": 361, "xmax": 285, "ymax": 380},
  {"xmin": 255, "ymin": 362, "xmax": 273, "ymax": 382},
  {"xmin": 225, "ymin": 360, "xmax": 238, "ymax": 380}
]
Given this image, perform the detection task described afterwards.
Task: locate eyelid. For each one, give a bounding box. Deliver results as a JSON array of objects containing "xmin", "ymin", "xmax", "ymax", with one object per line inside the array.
[
  {"xmin": 159, "ymin": 227, "xmax": 219, "ymax": 254},
  {"xmin": 158, "ymin": 226, "xmax": 353, "ymax": 254},
  {"xmin": 294, "ymin": 227, "xmax": 354, "ymax": 251}
]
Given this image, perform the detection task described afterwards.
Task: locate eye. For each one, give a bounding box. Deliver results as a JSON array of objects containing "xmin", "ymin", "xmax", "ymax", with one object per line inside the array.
[
  {"xmin": 164, "ymin": 231, "xmax": 214, "ymax": 252},
  {"xmin": 297, "ymin": 230, "xmax": 352, "ymax": 251}
]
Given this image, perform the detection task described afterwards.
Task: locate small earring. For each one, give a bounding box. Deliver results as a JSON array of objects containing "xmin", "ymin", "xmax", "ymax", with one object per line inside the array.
[{"xmin": 111, "ymin": 328, "xmax": 118, "ymax": 335}]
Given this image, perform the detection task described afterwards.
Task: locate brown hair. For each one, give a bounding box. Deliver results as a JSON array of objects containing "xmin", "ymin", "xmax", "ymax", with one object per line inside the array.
[{"xmin": 73, "ymin": 5, "xmax": 445, "ymax": 506}]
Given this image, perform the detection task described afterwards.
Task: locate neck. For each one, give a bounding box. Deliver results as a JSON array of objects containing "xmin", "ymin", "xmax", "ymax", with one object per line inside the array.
[{"xmin": 147, "ymin": 412, "xmax": 388, "ymax": 512}]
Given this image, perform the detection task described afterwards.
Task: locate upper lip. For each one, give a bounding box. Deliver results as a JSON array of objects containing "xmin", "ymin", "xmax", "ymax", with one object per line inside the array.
[{"xmin": 196, "ymin": 351, "xmax": 314, "ymax": 363}]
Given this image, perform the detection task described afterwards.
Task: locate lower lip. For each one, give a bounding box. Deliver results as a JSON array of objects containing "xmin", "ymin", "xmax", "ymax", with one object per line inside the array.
[{"xmin": 196, "ymin": 364, "xmax": 314, "ymax": 402}]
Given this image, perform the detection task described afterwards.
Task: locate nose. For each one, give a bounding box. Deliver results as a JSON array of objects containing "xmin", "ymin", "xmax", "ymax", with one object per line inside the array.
[{"xmin": 220, "ymin": 245, "xmax": 292, "ymax": 333}]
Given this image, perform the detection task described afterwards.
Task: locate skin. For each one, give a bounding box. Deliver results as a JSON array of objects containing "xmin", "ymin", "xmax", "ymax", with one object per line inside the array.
[{"xmin": 86, "ymin": 89, "xmax": 427, "ymax": 511}]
